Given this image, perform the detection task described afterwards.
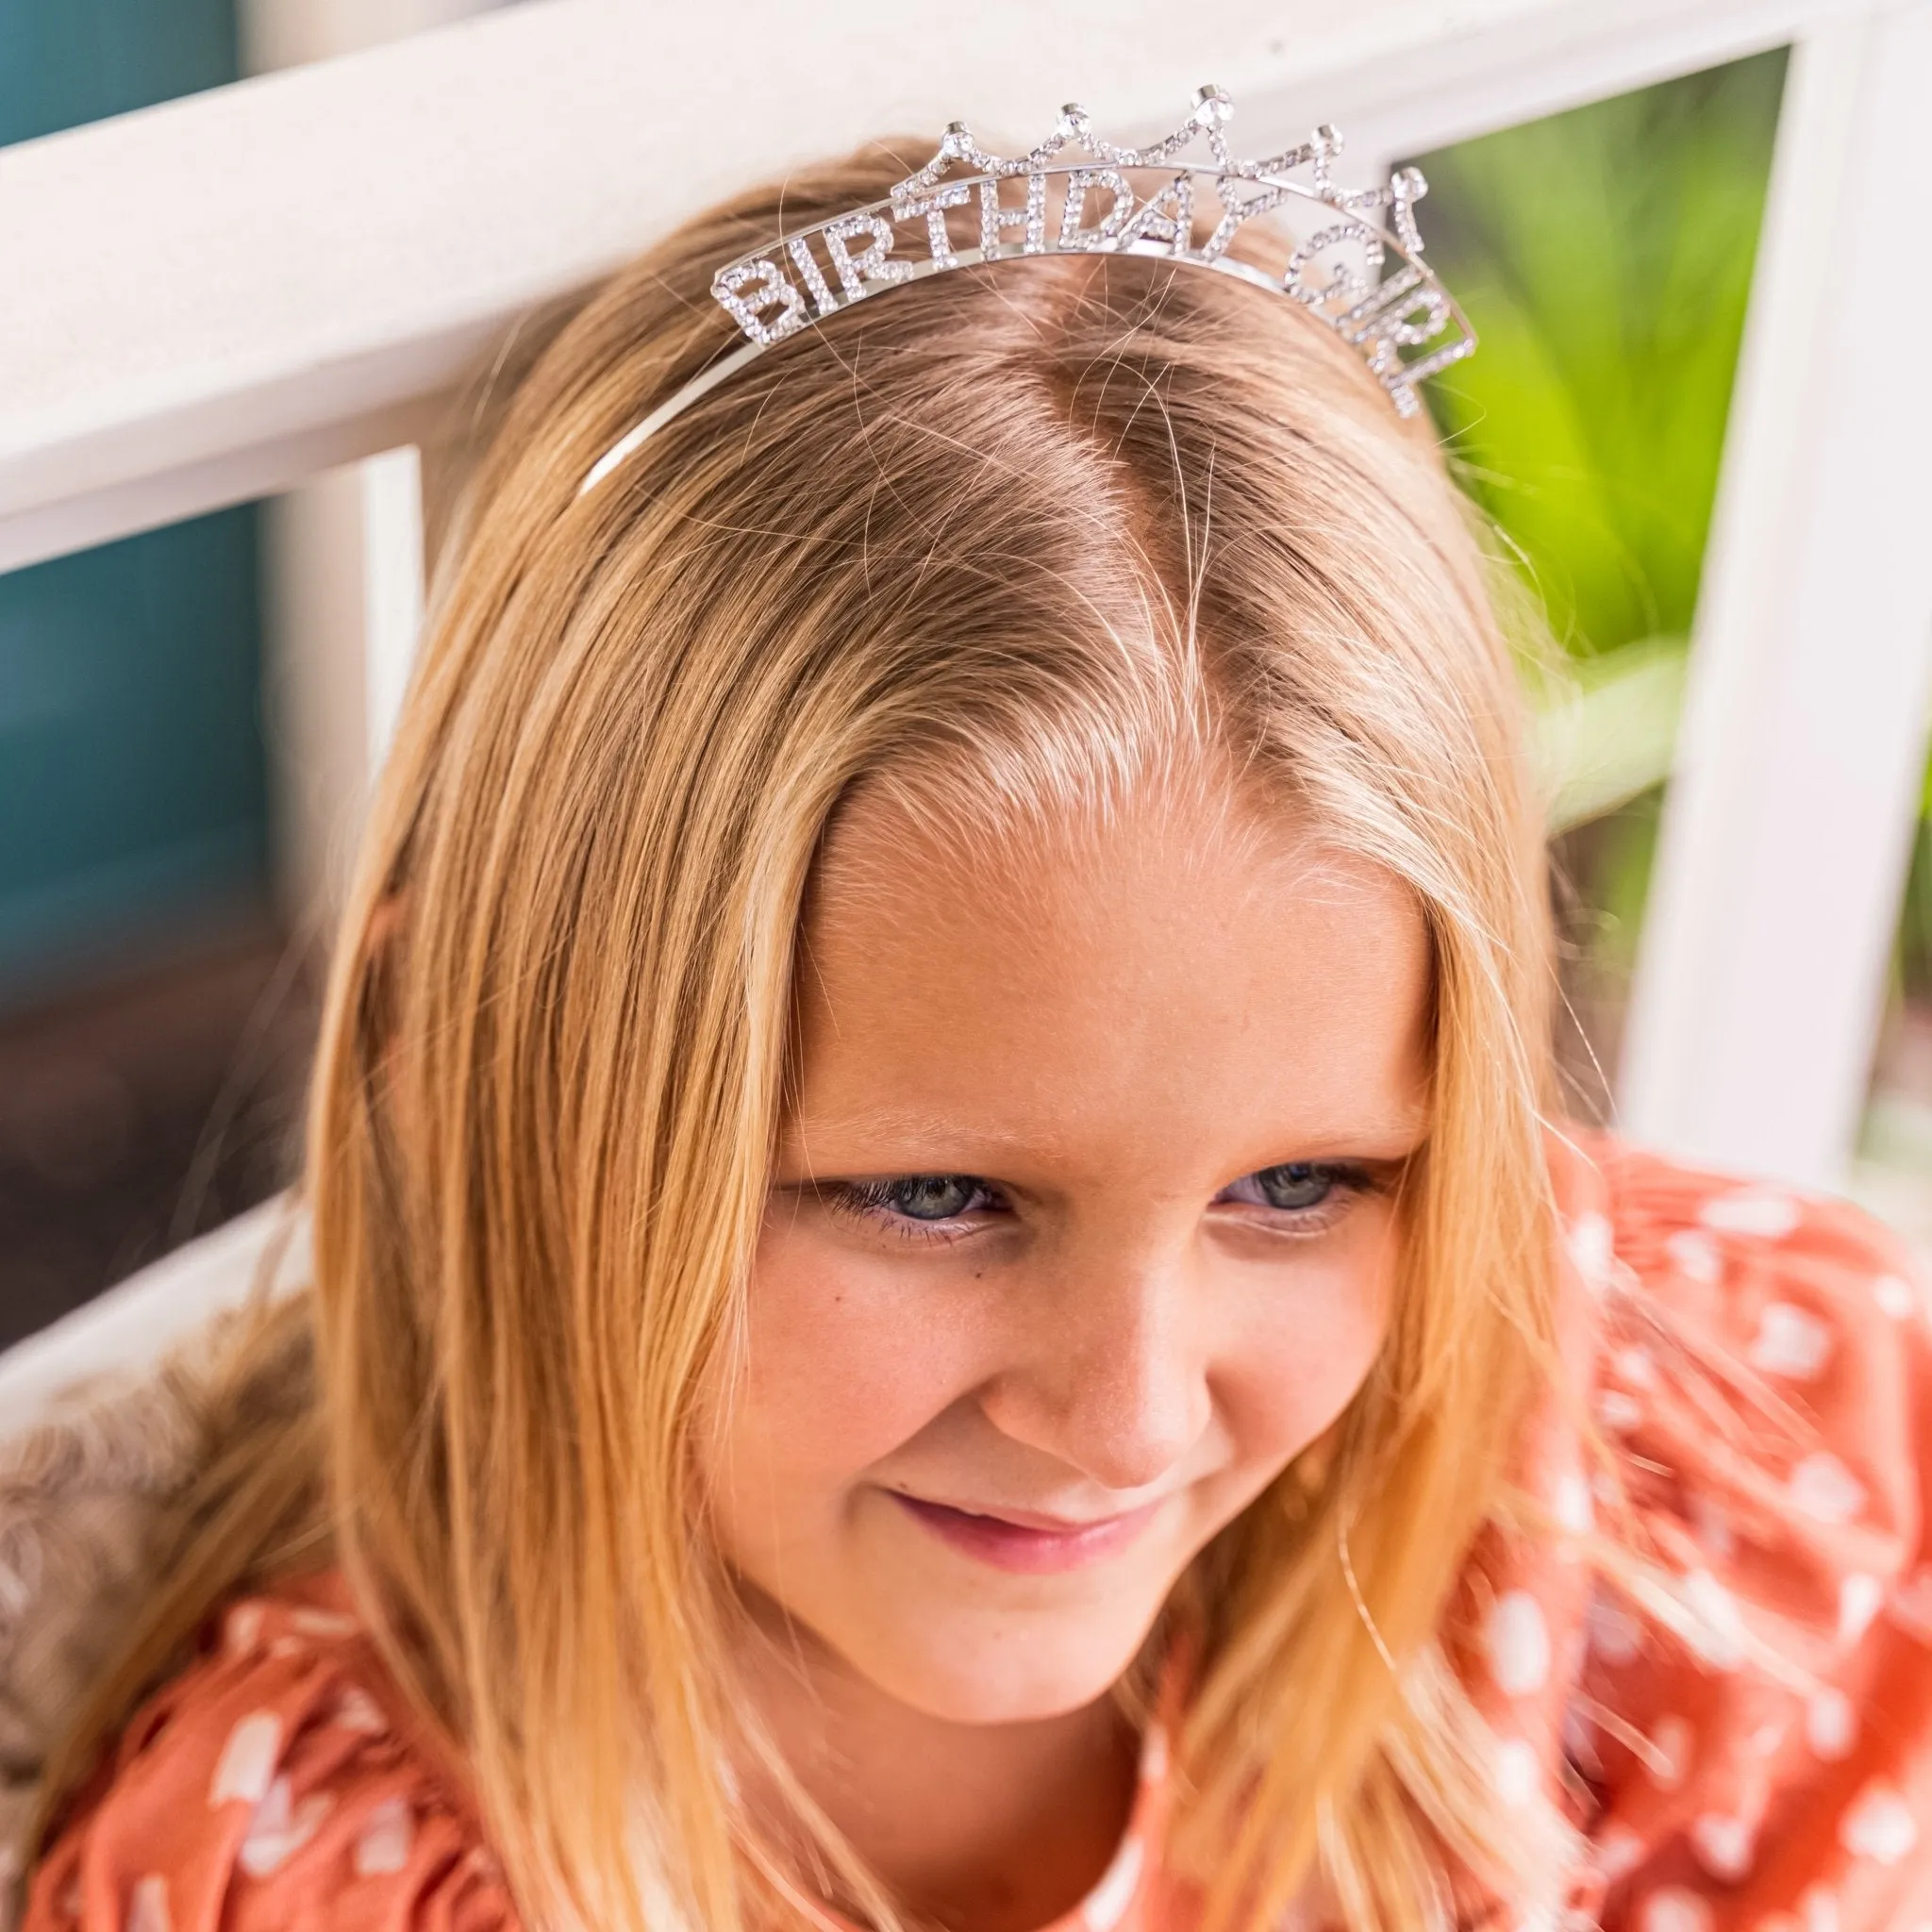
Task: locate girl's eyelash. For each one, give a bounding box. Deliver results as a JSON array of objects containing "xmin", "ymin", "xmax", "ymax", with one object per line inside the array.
[
  {"xmin": 820, "ymin": 1176, "xmax": 1004, "ymax": 1244},
  {"xmin": 1215, "ymin": 1160, "xmax": 1381, "ymax": 1235}
]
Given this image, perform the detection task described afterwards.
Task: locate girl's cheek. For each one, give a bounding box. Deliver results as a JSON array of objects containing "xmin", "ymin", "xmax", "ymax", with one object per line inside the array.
[
  {"xmin": 724, "ymin": 1204, "xmax": 1401, "ymax": 1513},
  {"xmin": 728, "ymin": 1228, "xmax": 989, "ymax": 1485},
  {"xmin": 1214, "ymin": 1229, "xmax": 1399, "ymax": 1471}
]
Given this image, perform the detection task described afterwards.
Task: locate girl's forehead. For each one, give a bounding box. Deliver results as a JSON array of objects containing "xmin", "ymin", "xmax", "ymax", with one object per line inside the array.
[
  {"xmin": 807, "ymin": 773, "xmax": 1409, "ymax": 959},
  {"xmin": 790, "ymin": 785, "xmax": 1432, "ymax": 1167},
  {"xmin": 814, "ymin": 760, "xmax": 1342, "ymax": 917}
]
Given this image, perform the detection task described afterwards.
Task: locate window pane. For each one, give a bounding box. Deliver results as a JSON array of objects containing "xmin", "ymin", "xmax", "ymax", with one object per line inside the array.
[
  {"xmin": 1406, "ymin": 49, "xmax": 1788, "ymax": 1115},
  {"xmin": 0, "ymin": 0, "xmax": 297, "ymax": 1353}
]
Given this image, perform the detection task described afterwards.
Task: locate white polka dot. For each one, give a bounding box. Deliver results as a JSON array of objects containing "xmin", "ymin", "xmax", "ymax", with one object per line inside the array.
[
  {"xmin": 1667, "ymin": 1229, "xmax": 1723, "ymax": 1283},
  {"xmin": 1690, "ymin": 1814, "xmax": 1756, "ymax": 1881},
  {"xmin": 1587, "ymin": 1589, "xmax": 1643, "ymax": 1666},
  {"xmin": 1594, "ymin": 1824, "xmax": 1646, "ymax": 1880},
  {"xmin": 1890, "ymin": 1565, "xmax": 1932, "ymax": 1641},
  {"xmin": 1552, "ymin": 1469, "xmax": 1594, "ymax": 1537},
  {"xmin": 1649, "ymin": 1714, "xmax": 1693, "ymax": 1790},
  {"xmin": 1689, "ymin": 1563, "xmax": 1740, "ymax": 1618},
  {"xmin": 1567, "ymin": 1211, "xmax": 1614, "ymax": 1291},
  {"xmin": 1495, "ymin": 1737, "xmax": 1541, "ymax": 1808},
  {"xmin": 1641, "ymin": 1887, "xmax": 1713, "ymax": 1932},
  {"xmin": 1700, "ymin": 1191, "xmax": 1802, "ymax": 1239},
  {"xmin": 1080, "ymin": 1833, "xmax": 1143, "ymax": 1931},
  {"xmin": 1746, "ymin": 1718, "xmax": 1789, "ymax": 1758},
  {"xmin": 1800, "ymin": 1889, "xmax": 1841, "ymax": 1932},
  {"xmin": 125, "ymin": 1874, "xmax": 171, "ymax": 1932},
  {"xmin": 1805, "ymin": 1687, "xmax": 1857, "ymax": 1760},
  {"xmin": 1688, "ymin": 1492, "xmax": 1736, "ymax": 1560},
  {"xmin": 1599, "ymin": 1391, "xmax": 1646, "ymax": 1434},
  {"xmin": 238, "ymin": 1775, "xmax": 334, "ymax": 1877},
  {"xmin": 332, "ymin": 1686, "xmax": 388, "ymax": 1735},
  {"xmin": 1139, "ymin": 1723, "xmax": 1168, "ymax": 1785},
  {"xmin": 1789, "ymin": 1452, "xmax": 1866, "ymax": 1525},
  {"xmin": 354, "ymin": 1797, "xmax": 414, "ymax": 1877},
  {"xmin": 209, "ymin": 1711, "xmax": 281, "ymax": 1807},
  {"xmin": 1874, "ymin": 1274, "xmax": 1920, "ymax": 1321},
  {"xmin": 1840, "ymin": 1780, "xmax": 1920, "ymax": 1864},
  {"xmin": 290, "ymin": 1607, "xmax": 358, "ymax": 1639},
  {"xmin": 1487, "ymin": 1591, "xmax": 1553, "ymax": 1698},
  {"xmin": 224, "ymin": 1604, "xmax": 265, "ymax": 1657},
  {"xmin": 1839, "ymin": 1573, "xmax": 1885, "ymax": 1646},
  {"xmin": 1746, "ymin": 1303, "xmax": 1834, "ymax": 1381},
  {"xmin": 1613, "ymin": 1344, "xmax": 1658, "ymax": 1389}
]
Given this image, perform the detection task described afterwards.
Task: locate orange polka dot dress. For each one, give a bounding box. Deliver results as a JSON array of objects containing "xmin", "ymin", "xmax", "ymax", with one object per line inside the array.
[{"xmin": 24, "ymin": 1132, "xmax": 1932, "ymax": 1932}]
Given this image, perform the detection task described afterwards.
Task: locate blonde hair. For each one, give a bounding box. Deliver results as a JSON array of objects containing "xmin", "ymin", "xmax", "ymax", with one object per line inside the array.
[{"xmin": 44, "ymin": 147, "xmax": 1584, "ymax": 1932}]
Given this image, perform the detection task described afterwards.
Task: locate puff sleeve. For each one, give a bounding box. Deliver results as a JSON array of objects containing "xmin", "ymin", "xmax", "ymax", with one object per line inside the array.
[
  {"xmin": 1571, "ymin": 1140, "xmax": 1932, "ymax": 1932},
  {"xmin": 24, "ymin": 1579, "xmax": 519, "ymax": 1932}
]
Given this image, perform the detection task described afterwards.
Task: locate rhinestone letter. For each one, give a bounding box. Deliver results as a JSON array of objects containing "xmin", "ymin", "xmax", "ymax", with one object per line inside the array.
[
  {"xmin": 894, "ymin": 183, "xmax": 972, "ymax": 269},
  {"xmin": 824, "ymin": 214, "xmax": 912, "ymax": 300},
  {"xmin": 712, "ymin": 259, "xmax": 808, "ymax": 344},
  {"xmin": 1058, "ymin": 168, "xmax": 1135, "ymax": 250}
]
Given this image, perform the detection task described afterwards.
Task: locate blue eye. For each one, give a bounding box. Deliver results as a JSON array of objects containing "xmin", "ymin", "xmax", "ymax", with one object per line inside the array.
[
  {"xmin": 817, "ymin": 1173, "xmax": 1007, "ymax": 1242},
  {"xmin": 878, "ymin": 1174, "xmax": 983, "ymax": 1221},
  {"xmin": 1217, "ymin": 1160, "xmax": 1374, "ymax": 1222},
  {"xmin": 1253, "ymin": 1162, "xmax": 1333, "ymax": 1211}
]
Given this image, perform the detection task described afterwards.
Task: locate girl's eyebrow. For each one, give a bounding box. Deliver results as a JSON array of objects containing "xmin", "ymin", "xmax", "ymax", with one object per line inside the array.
[
  {"xmin": 776, "ymin": 1109, "xmax": 1074, "ymax": 1168},
  {"xmin": 778, "ymin": 1103, "xmax": 1430, "ymax": 1168}
]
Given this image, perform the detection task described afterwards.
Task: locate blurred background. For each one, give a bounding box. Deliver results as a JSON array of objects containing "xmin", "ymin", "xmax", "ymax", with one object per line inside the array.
[
  {"xmin": 0, "ymin": 7, "xmax": 1924, "ymax": 1355},
  {"xmin": 0, "ymin": 0, "xmax": 500, "ymax": 1352}
]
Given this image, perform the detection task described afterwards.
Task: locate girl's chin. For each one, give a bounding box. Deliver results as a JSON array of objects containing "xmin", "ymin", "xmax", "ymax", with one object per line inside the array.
[{"xmin": 832, "ymin": 1607, "xmax": 1163, "ymax": 1725}]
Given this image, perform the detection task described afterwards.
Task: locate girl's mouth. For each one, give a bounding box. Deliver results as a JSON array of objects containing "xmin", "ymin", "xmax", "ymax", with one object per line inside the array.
[{"xmin": 888, "ymin": 1491, "xmax": 1166, "ymax": 1574}]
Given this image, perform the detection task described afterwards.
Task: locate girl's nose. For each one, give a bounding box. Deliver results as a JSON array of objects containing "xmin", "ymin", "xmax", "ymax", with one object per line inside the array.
[{"xmin": 976, "ymin": 1255, "xmax": 1213, "ymax": 1494}]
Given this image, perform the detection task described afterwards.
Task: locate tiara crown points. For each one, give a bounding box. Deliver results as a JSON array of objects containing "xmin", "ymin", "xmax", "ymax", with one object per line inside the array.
[
  {"xmin": 706, "ymin": 87, "xmax": 1474, "ymax": 419},
  {"xmin": 575, "ymin": 87, "xmax": 1478, "ymax": 500}
]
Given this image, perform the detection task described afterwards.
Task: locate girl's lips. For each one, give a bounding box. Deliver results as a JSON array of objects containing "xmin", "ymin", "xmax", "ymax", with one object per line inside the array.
[{"xmin": 889, "ymin": 1491, "xmax": 1166, "ymax": 1574}]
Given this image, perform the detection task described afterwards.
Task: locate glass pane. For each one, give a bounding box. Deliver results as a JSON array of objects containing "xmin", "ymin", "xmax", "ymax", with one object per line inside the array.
[
  {"xmin": 1406, "ymin": 49, "xmax": 1788, "ymax": 1116},
  {"xmin": 0, "ymin": 508, "xmax": 269, "ymax": 1007},
  {"xmin": 0, "ymin": 0, "xmax": 299, "ymax": 1353}
]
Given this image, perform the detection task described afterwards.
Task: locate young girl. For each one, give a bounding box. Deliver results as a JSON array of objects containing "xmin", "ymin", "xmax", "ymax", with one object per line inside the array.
[{"xmin": 18, "ymin": 102, "xmax": 1932, "ymax": 1932}]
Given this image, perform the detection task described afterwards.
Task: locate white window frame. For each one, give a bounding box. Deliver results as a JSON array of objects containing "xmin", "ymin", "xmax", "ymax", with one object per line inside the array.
[{"xmin": 0, "ymin": 0, "xmax": 1926, "ymax": 1215}]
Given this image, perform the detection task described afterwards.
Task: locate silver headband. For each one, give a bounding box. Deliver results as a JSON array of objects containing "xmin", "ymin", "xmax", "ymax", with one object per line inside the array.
[{"xmin": 578, "ymin": 85, "xmax": 1476, "ymax": 498}]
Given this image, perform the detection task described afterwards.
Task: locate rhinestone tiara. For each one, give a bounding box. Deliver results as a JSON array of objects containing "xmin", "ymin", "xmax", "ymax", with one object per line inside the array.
[{"xmin": 578, "ymin": 85, "xmax": 1476, "ymax": 497}]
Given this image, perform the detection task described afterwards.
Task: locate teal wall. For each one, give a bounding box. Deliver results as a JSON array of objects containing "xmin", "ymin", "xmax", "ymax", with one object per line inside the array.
[
  {"xmin": 0, "ymin": 0, "xmax": 266, "ymax": 1008},
  {"xmin": 0, "ymin": 0, "xmax": 242, "ymax": 142}
]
